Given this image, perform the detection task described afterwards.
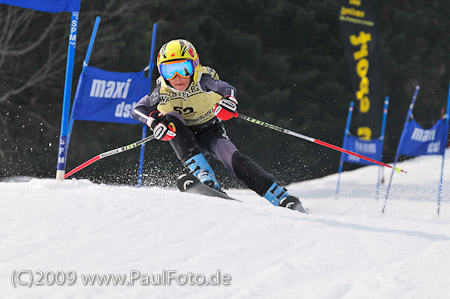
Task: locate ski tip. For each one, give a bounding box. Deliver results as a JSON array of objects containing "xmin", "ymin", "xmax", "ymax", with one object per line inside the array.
[{"xmin": 176, "ymin": 173, "xmax": 195, "ymax": 192}]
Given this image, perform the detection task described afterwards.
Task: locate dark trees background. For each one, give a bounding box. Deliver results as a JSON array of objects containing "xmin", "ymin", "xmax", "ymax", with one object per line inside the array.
[{"xmin": 1, "ymin": 0, "xmax": 449, "ymax": 188}]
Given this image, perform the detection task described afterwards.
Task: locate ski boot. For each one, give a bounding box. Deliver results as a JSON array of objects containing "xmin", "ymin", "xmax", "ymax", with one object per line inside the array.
[
  {"xmin": 184, "ymin": 153, "xmax": 221, "ymax": 191},
  {"xmin": 264, "ymin": 182, "xmax": 306, "ymax": 213}
]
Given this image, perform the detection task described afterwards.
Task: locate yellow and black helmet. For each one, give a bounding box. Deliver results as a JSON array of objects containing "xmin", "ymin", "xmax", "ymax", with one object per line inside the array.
[{"xmin": 157, "ymin": 39, "xmax": 201, "ymax": 82}]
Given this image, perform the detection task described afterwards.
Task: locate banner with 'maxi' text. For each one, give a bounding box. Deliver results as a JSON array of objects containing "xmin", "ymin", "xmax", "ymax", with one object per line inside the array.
[{"xmin": 71, "ymin": 66, "xmax": 151, "ymax": 125}]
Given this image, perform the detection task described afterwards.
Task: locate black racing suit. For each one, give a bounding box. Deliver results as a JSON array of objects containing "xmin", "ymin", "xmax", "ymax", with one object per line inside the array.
[{"xmin": 131, "ymin": 71, "xmax": 275, "ymax": 196}]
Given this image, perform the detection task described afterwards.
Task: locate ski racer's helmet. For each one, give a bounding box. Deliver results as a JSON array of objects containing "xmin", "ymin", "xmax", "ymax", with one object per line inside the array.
[{"xmin": 157, "ymin": 39, "xmax": 200, "ymax": 82}]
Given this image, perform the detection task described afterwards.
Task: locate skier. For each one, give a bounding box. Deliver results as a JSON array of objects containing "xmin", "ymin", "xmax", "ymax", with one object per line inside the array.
[{"xmin": 131, "ymin": 39, "xmax": 306, "ymax": 213}]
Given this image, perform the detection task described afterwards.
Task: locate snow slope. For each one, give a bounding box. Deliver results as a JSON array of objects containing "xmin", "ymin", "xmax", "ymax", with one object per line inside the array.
[{"xmin": 1, "ymin": 152, "xmax": 450, "ymax": 299}]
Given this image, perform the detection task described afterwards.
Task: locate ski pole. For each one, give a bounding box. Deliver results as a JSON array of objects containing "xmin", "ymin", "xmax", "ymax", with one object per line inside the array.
[
  {"xmin": 64, "ymin": 135, "xmax": 155, "ymax": 179},
  {"xmin": 237, "ymin": 113, "xmax": 407, "ymax": 173}
]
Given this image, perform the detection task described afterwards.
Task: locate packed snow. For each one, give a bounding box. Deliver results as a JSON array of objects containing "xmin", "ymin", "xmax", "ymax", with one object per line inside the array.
[{"xmin": 1, "ymin": 151, "xmax": 449, "ymax": 299}]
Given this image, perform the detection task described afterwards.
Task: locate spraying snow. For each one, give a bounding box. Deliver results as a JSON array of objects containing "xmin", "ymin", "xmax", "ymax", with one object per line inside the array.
[{"xmin": 1, "ymin": 151, "xmax": 449, "ymax": 299}]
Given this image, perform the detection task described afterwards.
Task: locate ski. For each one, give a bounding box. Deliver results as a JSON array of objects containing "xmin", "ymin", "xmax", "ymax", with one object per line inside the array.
[
  {"xmin": 177, "ymin": 173, "xmax": 238, "ymax": 201},
  {"xmin": 176, "ymin": 173, "xmax": 307, "ymax": 213}
]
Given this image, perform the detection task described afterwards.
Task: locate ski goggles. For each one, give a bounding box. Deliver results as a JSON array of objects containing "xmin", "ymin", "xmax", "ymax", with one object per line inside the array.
[{"xmin": 159, "ymin": 59, "xmax": 195, "ymax": 80}]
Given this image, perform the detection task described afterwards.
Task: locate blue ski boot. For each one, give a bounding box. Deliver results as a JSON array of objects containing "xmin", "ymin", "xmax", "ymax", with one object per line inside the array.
[
  {"xmin": 184, "ymin": 153, "xmax": 221, "ymax": 190},
  {"xmin": 264, "ymin": 182, "xmax": 306, "ymax": 213}
]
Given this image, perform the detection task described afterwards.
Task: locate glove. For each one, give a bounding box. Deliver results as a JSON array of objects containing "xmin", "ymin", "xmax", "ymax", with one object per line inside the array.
[
  {"xmin": 147, "ymin": 111, "xmax": 176, "ymax": 141},
  {"xmin": 213, "ymin": 95, "xmax": 238, "ymax": 121}
]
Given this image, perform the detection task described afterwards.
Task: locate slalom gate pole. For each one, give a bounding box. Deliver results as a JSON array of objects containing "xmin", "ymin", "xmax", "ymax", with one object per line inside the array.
[
  {"xmin": 56, "ymin": 11, "xmax": 80, "ymax": 181},
  {"xmin": 65, "ymin": 16, "xmax": 101, "ymax": 167},
  {"xmin": 137, "ymin": 22, "xmax": 158, "ymax": 188},
  {"xmin": 437, "ymin": 81, "xmax": 450, "ymax": 215},
  {"xmin": 67, "ymin": 16, "xmax": 101, "ymax": 149},
  {"xmin": 376, "ymin": 96, "xmax": 390, "ymax": 199},
  {"xmin": 382, "ymin": 85, "xmax": 420, "ymax": 213},
  {"xmin": 336, "ymin": 101, "xmax": 354, "ymax": 198},
  {"xmin": 64, "ymin": 135, "xmax": 155, "ymax": 179},
  {"xmin": 237, "ymin": 113, "xmax": 407, "ymax": 173}
]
